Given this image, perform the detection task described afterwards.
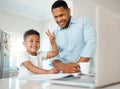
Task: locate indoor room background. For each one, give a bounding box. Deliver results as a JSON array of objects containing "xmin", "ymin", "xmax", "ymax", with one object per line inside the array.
[{"xmin": 0, "ymin": 0, "xmax": 119, "ymax": 77}]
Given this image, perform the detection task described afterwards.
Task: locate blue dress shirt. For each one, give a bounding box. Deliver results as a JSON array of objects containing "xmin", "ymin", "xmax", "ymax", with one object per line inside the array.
[{"xmin": 50, "ymin": 16, "xmax": 96, "ymax": 73}]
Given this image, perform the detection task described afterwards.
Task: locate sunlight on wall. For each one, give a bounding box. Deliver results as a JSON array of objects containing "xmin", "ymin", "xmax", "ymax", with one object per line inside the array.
[{"xmin": 10, "ymin": 34, "xmax": 25, "ymax": 67}]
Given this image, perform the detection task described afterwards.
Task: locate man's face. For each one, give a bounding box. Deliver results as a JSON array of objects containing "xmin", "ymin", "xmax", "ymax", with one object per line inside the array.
[{"xmin": 52, "ymin": 6, "xmax": 70, "ymax": 28}]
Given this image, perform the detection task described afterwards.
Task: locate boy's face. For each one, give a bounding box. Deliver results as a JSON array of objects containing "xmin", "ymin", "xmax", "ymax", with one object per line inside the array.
[
  {"xmin": 23, "ymin": 34, "xmax": 40, "ymax": 55},
  {"xmin": 52, "ymin": 6, "xmax": 71, "ymax": 28}
]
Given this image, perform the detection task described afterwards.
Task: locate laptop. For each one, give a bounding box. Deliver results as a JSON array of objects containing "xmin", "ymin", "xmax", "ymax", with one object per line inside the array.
[{"xmin": 48, "ymin": 7, "xmax": 120, "ymax": 88}]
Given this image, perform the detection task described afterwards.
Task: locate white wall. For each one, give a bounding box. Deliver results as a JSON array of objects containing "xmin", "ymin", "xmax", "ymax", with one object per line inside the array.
[
  {"xmin": 73, "ymin": 0, "xmax": 96, "ymax": 28},
  {"xmin": 0, "ymin": 10, "xmax": 41, "ymax": 35},
  {"xmin": 92, "ymin": 0, "xmax": 120, "ymax": 15}
]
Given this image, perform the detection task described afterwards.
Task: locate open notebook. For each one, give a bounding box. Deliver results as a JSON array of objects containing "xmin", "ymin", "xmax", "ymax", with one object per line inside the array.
[
  {"xmin": 16, "ymin": 73, "xmax": 82, "ymax": 80},
  {"xmin": 15, "ymin": 72, "xmax": 95, "ymax": 87}
]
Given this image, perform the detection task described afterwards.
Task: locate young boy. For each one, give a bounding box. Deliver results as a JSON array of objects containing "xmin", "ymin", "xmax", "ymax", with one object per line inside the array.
[{"xmin": 18, "ymin": 29, "xmax": 59, "ymax": 77}]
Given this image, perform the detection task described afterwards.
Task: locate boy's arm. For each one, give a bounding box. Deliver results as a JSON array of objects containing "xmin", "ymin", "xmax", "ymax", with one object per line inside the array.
[
  {"xmin": 46, "ymin": 30, "xmax": 59, "ymax": 59},
  {"xmin": 22, "ymin": 61, "xmax": 48, "ymax": 74},
  {"xmin": 22, "ymin": 61, "xmax": 58, "ymax": 74}
]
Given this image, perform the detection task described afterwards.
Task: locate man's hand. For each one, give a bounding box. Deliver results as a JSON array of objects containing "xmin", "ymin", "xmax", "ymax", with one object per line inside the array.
[
  {"xmin": 52, "ymin": 60, "xmax": 80, "ymax": 73},
  {"xmin": 62, "ymin": 63, "xmax": 80, "ymax": 73}
]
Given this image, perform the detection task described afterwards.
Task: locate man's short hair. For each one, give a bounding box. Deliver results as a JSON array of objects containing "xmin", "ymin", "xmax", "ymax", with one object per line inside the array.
[
  {"xmin": 23, "ymin": 29, "xmax": 40, "ymax": 40},
  {"xmin": 51, "ymin": 0, "xmax": 68, "ymax": 11}
]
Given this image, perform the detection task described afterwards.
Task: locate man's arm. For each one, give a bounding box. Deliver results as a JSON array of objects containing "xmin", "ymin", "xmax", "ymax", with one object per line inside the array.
[
  {"xmin": 76, "ymin": 57, "xmax": 90, "ymax": 64},
  {"xmin": 78, "ymin": 17, "xmax": 96, "ymax": 63},
  {"xmin": 52, "ymin": 60, "xmax": 80, "ymax": 73}
]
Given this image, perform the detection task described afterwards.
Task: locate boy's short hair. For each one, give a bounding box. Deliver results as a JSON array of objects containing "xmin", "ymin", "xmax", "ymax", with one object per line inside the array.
[
  {"xmin": 23, "ymin": 29, "xmax": 40, "ymax": 40},
  {"xmin": 51, "ymin": 0, "xmax": 68, "ymax": 11}
]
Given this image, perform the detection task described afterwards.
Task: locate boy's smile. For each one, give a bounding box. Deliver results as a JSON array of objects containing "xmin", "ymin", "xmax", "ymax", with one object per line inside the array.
[{"xmin": 23, "ymin": 34, "xmax": 40, "ymax": 56}]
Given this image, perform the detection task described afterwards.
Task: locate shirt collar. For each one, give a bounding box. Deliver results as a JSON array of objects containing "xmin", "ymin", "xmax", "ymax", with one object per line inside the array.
[{"xmin": 58, "ymin": 16, "xmax": 76, "ymax": 30}]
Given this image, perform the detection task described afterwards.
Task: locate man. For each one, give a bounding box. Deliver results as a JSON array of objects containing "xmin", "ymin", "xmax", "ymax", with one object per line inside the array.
[{"xmin": 50, "ymin": 0, "xmax": 96, "ymax": 73}]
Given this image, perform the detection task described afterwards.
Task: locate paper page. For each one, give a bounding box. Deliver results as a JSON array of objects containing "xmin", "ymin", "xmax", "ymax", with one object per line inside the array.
[{"xmin": 15, "ymin": 73, "xmax": 81, "ymax": 80}]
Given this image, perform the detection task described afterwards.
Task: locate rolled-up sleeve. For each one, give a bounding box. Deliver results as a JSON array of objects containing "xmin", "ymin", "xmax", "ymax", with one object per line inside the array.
[
  {"xmin": 80, "ymin": 17, "xmax": 96, "ymax": 58},
  {"xmin": 49, "ymin": 55, "xmax": 61, "ymax": 67}
]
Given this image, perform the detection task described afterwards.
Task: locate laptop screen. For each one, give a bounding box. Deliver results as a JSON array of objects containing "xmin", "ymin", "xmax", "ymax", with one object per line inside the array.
[{"xmin": 95, "ymin": 7, "xmax": 120, "ymax": 87}]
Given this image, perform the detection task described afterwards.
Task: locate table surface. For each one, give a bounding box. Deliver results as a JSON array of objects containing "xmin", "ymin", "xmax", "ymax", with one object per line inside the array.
[{"xmin": 0, "ymin": 78, "xmax": 120, "ymax": 89}]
